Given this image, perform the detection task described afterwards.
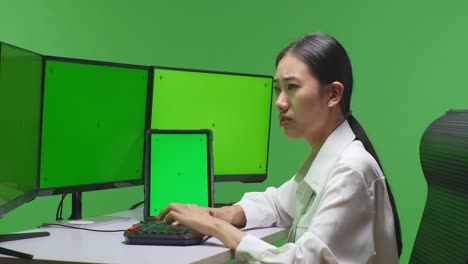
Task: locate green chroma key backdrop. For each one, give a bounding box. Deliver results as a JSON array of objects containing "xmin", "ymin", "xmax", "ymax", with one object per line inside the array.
[{"xmin": 2, "ymin": 1, "xmax": 468, "ymax": 263}]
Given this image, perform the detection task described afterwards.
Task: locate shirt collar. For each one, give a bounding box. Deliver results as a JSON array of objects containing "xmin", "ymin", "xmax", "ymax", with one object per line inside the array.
[{"xmin": 294, "ymin": 120, "xmax": 356, "ymax": 192}]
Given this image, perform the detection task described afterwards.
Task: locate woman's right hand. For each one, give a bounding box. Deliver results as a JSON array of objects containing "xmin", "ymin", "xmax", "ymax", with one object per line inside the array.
[{"xmin": 158, "ymin": 203, "xmax": 247, "ymax": 250}]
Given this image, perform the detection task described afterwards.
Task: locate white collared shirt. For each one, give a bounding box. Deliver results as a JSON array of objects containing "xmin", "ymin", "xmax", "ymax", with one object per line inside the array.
[{"xmin": 235, "ymin": 121, "xmax": 399, "ymax": 263}]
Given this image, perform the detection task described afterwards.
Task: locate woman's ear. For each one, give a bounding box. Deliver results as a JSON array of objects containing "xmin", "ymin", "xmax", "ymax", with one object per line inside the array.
[{"xmin": 327, "ymin": 81, "xmax": 344, "ymax": 107}]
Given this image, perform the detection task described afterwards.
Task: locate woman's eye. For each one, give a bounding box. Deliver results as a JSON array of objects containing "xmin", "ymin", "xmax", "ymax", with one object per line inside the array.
[
  {"xmin": 273, "ymin": 87, "xmax": 281, "ymax": 94},
  {"xmin": 287, "ymin": 84, "xmax": 299, "ymax": 90}
]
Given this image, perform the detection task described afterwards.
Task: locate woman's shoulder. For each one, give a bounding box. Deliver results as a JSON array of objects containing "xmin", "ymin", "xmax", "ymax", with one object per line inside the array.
[{"xmin": 335, "ymin": 140, "xmax": 384, "ymax": 184}]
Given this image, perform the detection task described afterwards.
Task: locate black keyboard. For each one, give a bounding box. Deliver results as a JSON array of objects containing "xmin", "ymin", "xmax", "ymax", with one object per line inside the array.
[{"xmin": 124, "ymin": 220, "xmax": 205, "ymax": 246}]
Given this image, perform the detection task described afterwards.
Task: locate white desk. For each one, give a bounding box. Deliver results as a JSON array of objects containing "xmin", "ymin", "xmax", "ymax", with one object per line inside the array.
[{"xmin": 0, "ymin": 209, "xmax": 288, "ymax": 264}]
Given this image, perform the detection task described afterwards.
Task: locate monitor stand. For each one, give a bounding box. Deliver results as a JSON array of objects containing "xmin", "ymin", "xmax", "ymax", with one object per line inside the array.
[
  {"xmin": 0, "ymin": 231, "xmax": 50, "ymax": 259},
  {"xmin": 69, "ymin": 192, "xmax": 83, "ymax": 220},
  {"xmin": 61, "ymin": 192, "xmax": 129, "ymax": 226}
]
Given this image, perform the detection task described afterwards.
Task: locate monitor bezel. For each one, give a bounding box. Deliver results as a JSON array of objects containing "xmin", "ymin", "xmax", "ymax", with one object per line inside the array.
[
  {"xmin": 37, "ymin": 56, "xmax": 153, "ymax": 196},
  {"xmin": 150, "ymin": 66, "xmax": 273, "ymax": 183}
]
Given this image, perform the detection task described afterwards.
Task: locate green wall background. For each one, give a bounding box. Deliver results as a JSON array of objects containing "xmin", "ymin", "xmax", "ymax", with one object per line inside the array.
[{"xmin": 1, "ymin": 1, "xmax": 468, "ymax": 263}]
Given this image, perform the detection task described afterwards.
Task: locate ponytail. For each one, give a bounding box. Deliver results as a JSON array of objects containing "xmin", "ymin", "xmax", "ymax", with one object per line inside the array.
[{"xmin": 347, "ymin": 115, "xmax": 403, "ymax": 257}]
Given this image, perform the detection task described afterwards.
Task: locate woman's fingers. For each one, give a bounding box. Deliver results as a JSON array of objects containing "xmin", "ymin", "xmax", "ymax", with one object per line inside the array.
[
  {"xmin": 159, "ymin": 203, "xmax": 194, "ymax": 225},
  {"xmin": 158, "ymin": 203, "xmax": 215, "ymax": 229},
  {"xmin": 164, "ymin": 211, "xmax": 177, "ymax": 224},
  {"xmin": 158, "ymin": 203, "xmax": 180, "ymax": 220},
  {"xmin": 171, "ymin": 220, "xmax": 181, "ymax": 227}
]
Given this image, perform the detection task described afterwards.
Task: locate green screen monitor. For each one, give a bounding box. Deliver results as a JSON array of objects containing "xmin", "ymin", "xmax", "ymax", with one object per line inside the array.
[
  {"xmin": 144, "ymin": 129, "xmax": 213, "ymax": 218},
  {"xmin": 0, "ymin": 42, "xmax": 50, "ymax": 259},
  {"xmin": 39, "ymin": 57, "xmax": 150, "ymax": 216},
  {"xmin": 0, "ymin": 42, "xmax": 42, "ymax": 217},
  {"xmin": 150, "ymin": 67, "xmax": 273, "ymax": 182}
]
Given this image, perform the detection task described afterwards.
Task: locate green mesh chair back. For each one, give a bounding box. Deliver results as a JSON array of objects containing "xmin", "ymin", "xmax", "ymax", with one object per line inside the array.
[{"xmin": 410, "ymin": 110, "xmax": 468, "ymax": 263}]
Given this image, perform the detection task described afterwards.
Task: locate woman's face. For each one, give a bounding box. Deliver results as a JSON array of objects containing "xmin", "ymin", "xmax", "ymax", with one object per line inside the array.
[{"xmin": 274, "ymin": 52, "xmax": 331, "ymax": 144}]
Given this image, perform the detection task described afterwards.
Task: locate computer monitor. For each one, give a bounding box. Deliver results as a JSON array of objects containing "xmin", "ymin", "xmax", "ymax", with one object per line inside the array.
[
  {"xmin": 150, "ymin": 67, "xmax": 273, "ymax": 183},
  {"xmin": 38, "ymin": 56, "xmax": 151, "ymax": 219},
  {"xmin": 0, "ymin": 42, "xmax": 50, "ymax": 259}
]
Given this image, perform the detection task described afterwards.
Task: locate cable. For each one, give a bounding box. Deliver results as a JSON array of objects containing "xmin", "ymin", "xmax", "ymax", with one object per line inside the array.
[
  {"xmin": 39, "ymin": 223, "xmax": 126, "ymax": 233},
  {"xmin": 129, "ymin": 200, "xmax": 144, "ymax": 210},
  {"xmin": 56, "ymin": 194, "xmax": 67, "ymax": 221}
]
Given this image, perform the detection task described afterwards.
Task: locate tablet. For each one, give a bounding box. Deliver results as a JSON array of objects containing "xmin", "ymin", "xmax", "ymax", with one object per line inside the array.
[{"xmin": 143, "ymin": 129, "xmax": 213, "ymax": 219}]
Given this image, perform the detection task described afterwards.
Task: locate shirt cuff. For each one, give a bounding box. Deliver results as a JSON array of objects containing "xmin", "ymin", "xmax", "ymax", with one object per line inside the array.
[
  {"xmin": 235, "ymin": 234, "xmax": 276, "ymax": 263},
  {"xmin": 234, "ymin": 200, "xmax": 260, "ymax": 230}
]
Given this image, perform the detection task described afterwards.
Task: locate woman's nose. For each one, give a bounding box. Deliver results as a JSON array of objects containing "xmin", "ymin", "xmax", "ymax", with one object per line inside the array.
[{"xmin": 275, "ymin": 91, "xmax": 289, "ymax": 113}]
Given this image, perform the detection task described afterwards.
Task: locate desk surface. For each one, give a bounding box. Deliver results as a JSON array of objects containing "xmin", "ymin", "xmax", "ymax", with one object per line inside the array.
[{"xmin": 0, "ymin": 209, "xmax": 287, "ymax": 264}]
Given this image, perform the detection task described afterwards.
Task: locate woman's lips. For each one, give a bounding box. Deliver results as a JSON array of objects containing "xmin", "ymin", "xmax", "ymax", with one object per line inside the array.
[{"xmin": 280, "ymin": 115, "xmax": 292, "ymax": 127}]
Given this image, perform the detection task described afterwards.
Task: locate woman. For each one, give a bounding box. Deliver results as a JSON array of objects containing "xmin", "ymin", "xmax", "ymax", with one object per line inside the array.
[{"xmin": 159, "ymin": 32, "xmax": 402, "ymax": 263}]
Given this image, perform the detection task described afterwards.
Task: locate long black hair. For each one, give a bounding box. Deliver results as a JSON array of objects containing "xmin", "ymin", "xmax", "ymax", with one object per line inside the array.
[{"xmin": 276, "ymin": 32, "xmax": 402, "ymax": 257}]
